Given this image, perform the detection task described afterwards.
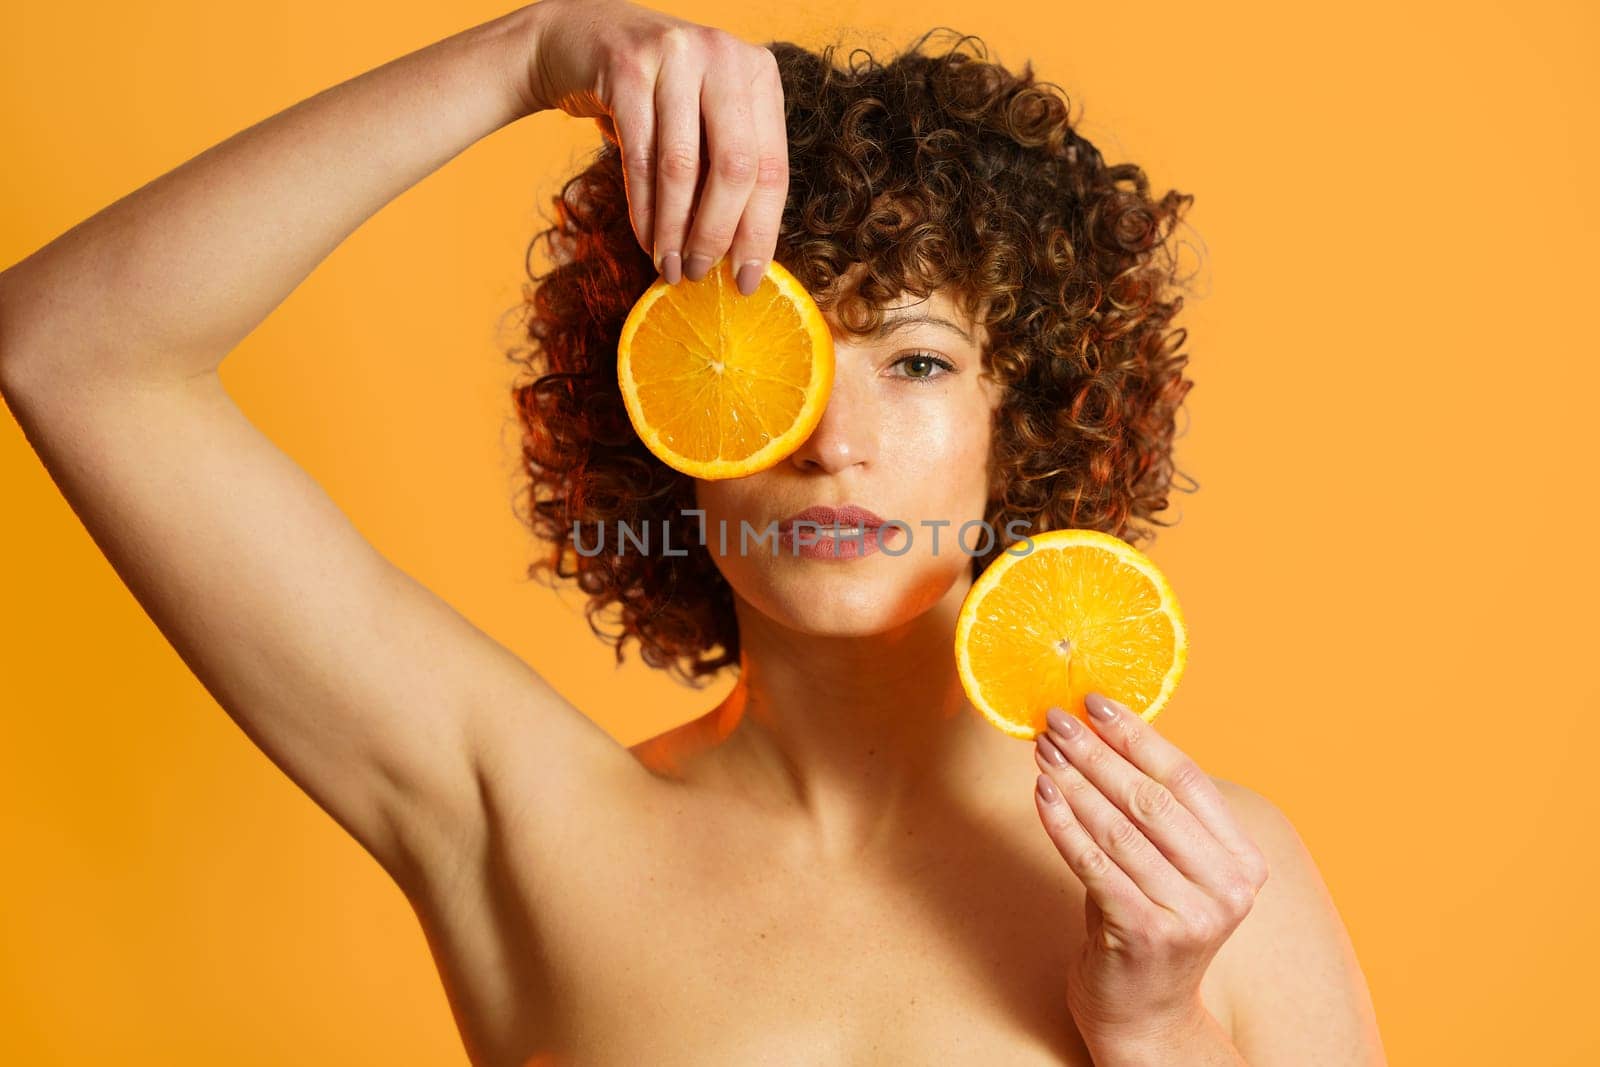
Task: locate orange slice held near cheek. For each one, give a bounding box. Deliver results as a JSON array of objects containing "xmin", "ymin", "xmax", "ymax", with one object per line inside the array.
[
  {"xmin": 616, "ymin": 258, "xmax": 835, "ymax": 480},
  {"xmin": 955, "ymin": 529, "xmax": 1189, "ymax": 739}
]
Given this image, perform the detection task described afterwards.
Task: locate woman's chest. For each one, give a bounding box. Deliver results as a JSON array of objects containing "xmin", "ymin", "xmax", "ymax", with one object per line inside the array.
[
  {"xmin": 550, "ymin": 896, "xmax": 1099, "ymax": 1065},
  {"xmin": 425, "ymin": 784, "xmax": 1233, "ymax": 1066},
  {"xmin": 480, "ymin": 805, "xmax": 1107, "ymax": 1065}
]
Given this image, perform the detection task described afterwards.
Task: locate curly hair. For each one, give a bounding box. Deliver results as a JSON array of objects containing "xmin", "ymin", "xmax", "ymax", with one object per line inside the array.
[{"xmin": 503, "ymin": 28, "xmax": 1199, "ymax": 688}]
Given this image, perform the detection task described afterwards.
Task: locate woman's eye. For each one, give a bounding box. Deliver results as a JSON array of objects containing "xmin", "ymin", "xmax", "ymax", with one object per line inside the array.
[{"xmin": 893, "ymin": 352, "xmax": 956, "ymax": 382}]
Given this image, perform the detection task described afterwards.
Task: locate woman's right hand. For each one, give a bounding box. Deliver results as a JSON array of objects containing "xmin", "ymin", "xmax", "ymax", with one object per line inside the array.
[{"xmin": 521, "ymin": 0, "xmax": 789, "ymax": 296}]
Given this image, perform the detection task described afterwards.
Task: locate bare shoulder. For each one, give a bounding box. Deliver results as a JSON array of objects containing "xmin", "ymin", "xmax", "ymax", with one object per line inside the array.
[{"xmin": 1207, "ymin": 776, "xmax": 1388, "ymax": 1066}]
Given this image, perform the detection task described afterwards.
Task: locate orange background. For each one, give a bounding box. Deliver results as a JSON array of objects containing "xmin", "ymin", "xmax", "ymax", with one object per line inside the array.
[{"xmin": 2, "ymin": 0, "xmax": 1595, "ymax": 1062}]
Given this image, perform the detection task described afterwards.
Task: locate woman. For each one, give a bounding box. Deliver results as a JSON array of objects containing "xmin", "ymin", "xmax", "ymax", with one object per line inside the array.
[{"xmin": 0, "ymin": 0, "xmax": 1385, "ymax": 1063}]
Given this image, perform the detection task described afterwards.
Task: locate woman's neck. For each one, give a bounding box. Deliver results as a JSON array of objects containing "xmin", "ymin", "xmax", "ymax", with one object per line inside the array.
[{"xmin": 709, "ymin": 575, "xmax": 1028, "ymax": 865}]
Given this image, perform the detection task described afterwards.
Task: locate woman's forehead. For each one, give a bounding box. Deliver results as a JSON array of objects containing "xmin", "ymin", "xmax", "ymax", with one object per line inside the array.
[
  {"xmin": 824, "ymin": 290, "xmax": 988, "ymax": 349},
  {"xmin": 810, "ymin": 264, "xmax": 980, "ymax": 332}
]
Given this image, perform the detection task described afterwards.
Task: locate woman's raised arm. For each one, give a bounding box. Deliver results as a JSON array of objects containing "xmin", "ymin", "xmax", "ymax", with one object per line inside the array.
[
  {"xmin": 0, "ymin": 2, "xmax": 618, "ymax": 903},
  {"xmin": 0, "ymin": 0, "xmax": 794, "ymax": 912}
]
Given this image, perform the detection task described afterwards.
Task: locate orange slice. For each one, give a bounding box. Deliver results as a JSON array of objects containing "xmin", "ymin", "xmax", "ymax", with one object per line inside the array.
[
  {"xmin": 954, "ymin": 528, "xmax": 1188, "ymax": 739},
  {"xmin": 617, "ymin": 258, "xmax": 834, "ymax": 480}
]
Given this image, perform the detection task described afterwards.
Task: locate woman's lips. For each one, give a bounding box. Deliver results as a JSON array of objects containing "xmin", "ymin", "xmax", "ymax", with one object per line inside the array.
[
  {"xmin": 777, "ymin": 503, "xmax": 887, "ymax": 529},
  {"xmin": 777, "ymin": 522, "xmax": 899, "ymax": 560}
]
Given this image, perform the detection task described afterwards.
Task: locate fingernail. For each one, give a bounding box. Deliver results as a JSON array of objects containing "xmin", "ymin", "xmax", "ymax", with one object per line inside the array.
[
  {"xmin": 661, "ymin": 250, "xmax": 682, "ymax": 285},
  {"xmin": 1046, "ymin": 706, "xmax": 1078, "ymax": 737},
  {"xmin": 735, "ymin": 260, "xmax": 764, "ymax": 297},
  {"xmin": 683, "ymin": 253, "xmax": 713, "ymax": 282},
  {"xmin": 1036, "ymin": 773, "xmax": 1061, "ymax": 803},
  {"xmin": 1036, "ymin": 733, "xmax": 1068, "ymax": 767},
  {"xmin": 1085, "ymin": 693, "xmax": 1118, "ymax": 722}
]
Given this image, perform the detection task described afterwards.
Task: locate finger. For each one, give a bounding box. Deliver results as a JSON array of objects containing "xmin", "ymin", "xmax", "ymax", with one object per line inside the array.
[
  {"xmin": 727, "ymin": 48, "xmax": 788, "ymax": 296},
  {"xmin": 1035, "ymin": 731, "xmax": 1196, "ymax": 913},
  {"xmin": 1033, "ymin": 771, "xmax": 1150, "ymax": 920},
  {"xmin": 680, "ymin": 48, "xmax": 759, "ymax": 283},
  {"xmin": 1081, "ymin": 693, "xmax": 1269, "ymax": 886},
  {"xmin": 651, "ymin": 45, "xmax": 703, "ymax": 285},
  {"xmin": 1043, "ymin": 710, "xmax": 1241, "ymax": 902},
  {"xmin": 606, "ymin": 73, "xmax": 661, "ymax": 263}
]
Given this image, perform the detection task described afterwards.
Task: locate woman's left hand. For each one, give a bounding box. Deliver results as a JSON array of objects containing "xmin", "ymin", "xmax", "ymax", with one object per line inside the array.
[{"xmin": 1032, "ymin": 691, "xmax": 1270, "ymax": 1046}]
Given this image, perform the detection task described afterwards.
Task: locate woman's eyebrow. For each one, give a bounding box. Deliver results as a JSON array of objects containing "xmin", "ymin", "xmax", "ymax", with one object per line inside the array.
[{"xmin": 870, "ymin": 313, "xmax": 974, "ymax": 343}]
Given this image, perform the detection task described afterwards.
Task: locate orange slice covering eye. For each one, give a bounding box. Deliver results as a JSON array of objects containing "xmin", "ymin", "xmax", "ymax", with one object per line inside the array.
[
  {"xmin": 955, "ymin": 528, "xmax": 1189, "ymax": 738},
  {"xmin": 617, "ymin": 259, "xmax": 835, "ymax": 480}
]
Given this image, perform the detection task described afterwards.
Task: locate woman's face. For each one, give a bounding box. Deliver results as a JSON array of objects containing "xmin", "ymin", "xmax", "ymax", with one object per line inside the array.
[{"xmin": 693, "ymin": 280, "xmax": 1003, "ymax": 636}]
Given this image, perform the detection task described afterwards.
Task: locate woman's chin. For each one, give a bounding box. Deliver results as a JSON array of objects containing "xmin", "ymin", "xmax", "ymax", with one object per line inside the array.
[{"xmin": 735, "ymin": 566, "xmax": 961, "ymax": 638}]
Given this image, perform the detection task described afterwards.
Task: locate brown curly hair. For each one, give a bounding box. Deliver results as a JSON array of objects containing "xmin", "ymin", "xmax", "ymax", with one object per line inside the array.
[{"xmin": 503, "ymin": 28, "xmax": 1199, "ymax": 688}]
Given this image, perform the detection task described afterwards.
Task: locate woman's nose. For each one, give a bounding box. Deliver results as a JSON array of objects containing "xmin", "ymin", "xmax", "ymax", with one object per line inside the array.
[{"xmin": 787, "ymin": 355, "xmax": 878, "ymax": 474}]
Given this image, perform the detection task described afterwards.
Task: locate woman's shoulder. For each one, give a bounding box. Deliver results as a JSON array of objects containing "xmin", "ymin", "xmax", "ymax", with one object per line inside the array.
[
  {"xmin": 1206, "ymin": 776, "xmax": 1387, "ymax": 1060},
  {"xmin": 1210, "ymin": 776, "xmax": 1292, "ymax": 836},
  {"xmin": 1208, "ymin": 776, "xmax": 1324, "ymax": 876}
]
